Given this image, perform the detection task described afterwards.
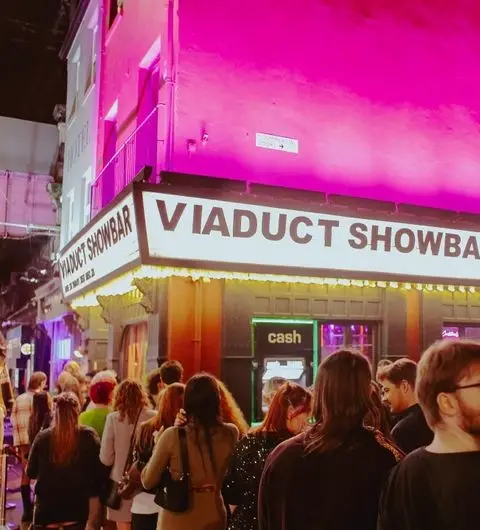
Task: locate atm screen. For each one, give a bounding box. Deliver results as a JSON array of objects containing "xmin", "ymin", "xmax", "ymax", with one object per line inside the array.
[{"xmin": 261, "ymin": 358, "xmax": 307, "ymax": 414}]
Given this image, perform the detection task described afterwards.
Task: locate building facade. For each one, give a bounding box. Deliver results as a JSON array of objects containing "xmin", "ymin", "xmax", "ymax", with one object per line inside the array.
[
  {"xmin": 59, "ymin": 0, "xmax": 480, "ymax": 417},
  {"xmin": 38, "ymin": 0, "xmax": 105, "ymax": 381}
]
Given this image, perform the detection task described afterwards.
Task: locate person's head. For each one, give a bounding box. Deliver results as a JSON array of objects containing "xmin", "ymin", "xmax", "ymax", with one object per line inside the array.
[
  {"xmin": 51, "ymin": 392, "xmax": 81, "ymax": 466},
  {"xmin": 376, "ymin": 359, "xmax": 392, "ymax": 382},
  {"xmin": 364, "ymin": 380, "xmax": 392, "ymax": 439},
  {"xmin": 89, "ymin": 370, "xmax": 117, "ymax": 406},
  {"xmin": 155, "ymin": 382, "xmax": 185, "ymax": 430},
  {"xmin": 114, "ymin": 379, "xmax": 149, "ymax": 423},
  {"xmin": 184, "ymin": 373, "xmax": 222, "ymax": 472},
  {"xmin": 262, "ymin": 377, "xmax": 287, "ymax": 409},
  {"xmin": 184, "ymin": 373, "xmax": 221, "ymax": 426},
  {"xmin": 254, "ymin": 382, "xmax": 312, "ymax": 436},
  {"xmin": 63, "ymin": 361, "xmax": 81, "ymax": 376},
  {"xmin": 29, "ymin": 391, "xmax": 53, "ymax": 444},
  {"xmin": 306, "ymin": 349, "xmax": 373, "ymax": 454},
  {"xmin": 159, "ymin": 360, "xmax": 184, "ymax": 388},
  {"xmin": 377, "ymin": 358, "xmax": 418, "ymax": 414},
  {"xmin": 28, "ymin": 372, "xmax": 47, "ymax": 392},
  {"xmin": 147, "ymin": 368, "xmax": 163, "ymax": 399},
  {"xmin": 417, "ymin": 339, "xmax": 480, "ymax": 438},
  {"xmin": 216, "ymin": 378, "xmax": 249, "ymax": 436}
]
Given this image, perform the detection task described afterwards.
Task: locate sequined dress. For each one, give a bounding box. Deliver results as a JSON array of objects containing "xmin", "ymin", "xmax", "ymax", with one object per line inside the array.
[{"xmin": 224, "ymin": 432, "xmax": 289, "ymax": 530}]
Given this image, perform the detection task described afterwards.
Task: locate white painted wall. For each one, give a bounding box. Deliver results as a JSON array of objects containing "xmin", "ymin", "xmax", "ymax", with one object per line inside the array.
[{"xmin": 60, "ymin": 0, "xmax": 102, "ymax": 248}]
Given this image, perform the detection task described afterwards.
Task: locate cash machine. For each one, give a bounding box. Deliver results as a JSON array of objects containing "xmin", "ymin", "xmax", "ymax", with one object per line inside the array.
[{"xmin": 251, "ymin": 318, "xmax": 317, "ymax": 423}]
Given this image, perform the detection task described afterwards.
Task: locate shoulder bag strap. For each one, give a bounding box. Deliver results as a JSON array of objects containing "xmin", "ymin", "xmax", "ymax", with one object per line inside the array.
[
  {"xmin": 123, "ymin": 409, "xmax": 142, "ymax": 474},
  {"xmin": 178, "ymin": 427, "xmax": 190, "ymax": 478}
]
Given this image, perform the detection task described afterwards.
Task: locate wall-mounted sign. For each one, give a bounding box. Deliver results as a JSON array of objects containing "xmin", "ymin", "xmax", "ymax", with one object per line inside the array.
[
  {"xmin": 58, "ymin": 193, "xmax": 140, "ymax": 299},
  {"xmin": 254, "ymin": 321, "xmax": 314, "ymax": 355},
  {"xmin": 141, "ymin": 189, "xmax": 480, "ymax": 282}
]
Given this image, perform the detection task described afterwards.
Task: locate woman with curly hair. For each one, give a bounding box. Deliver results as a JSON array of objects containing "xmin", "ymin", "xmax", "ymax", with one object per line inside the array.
[
  {"xmin": 216, "ymin": 379, "xmax": 249, "ymax": 437},
  {"xmin": 100, "ymin": 380, "xmax": 155, "ymax": 530}
]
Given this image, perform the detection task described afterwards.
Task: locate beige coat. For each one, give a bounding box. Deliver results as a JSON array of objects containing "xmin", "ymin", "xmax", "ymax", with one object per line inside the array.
[{"xmin": 142, "ymin": 423, "xmax": 238, "ymax": 530}]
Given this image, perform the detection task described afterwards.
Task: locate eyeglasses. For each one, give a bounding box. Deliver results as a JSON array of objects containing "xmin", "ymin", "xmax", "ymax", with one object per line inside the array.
[{"xmin": 445, "ymin": 382, "xmax": 480, "ymax": 393}]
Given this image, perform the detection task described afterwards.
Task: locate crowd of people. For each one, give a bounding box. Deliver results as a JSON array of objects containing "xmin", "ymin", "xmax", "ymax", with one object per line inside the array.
[{"xmin": 5, "ymin": 338, "xmax": 480, "ymax": 530}]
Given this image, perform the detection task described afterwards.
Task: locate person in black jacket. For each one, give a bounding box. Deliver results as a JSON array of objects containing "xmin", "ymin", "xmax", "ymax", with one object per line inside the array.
[
  {"xmin": 377, "ymin": 358, "xmax": 433, "ymax": 454},
  {"xmin": 27, "ymin": 392, "xmax": 103, "ymax": 529}
]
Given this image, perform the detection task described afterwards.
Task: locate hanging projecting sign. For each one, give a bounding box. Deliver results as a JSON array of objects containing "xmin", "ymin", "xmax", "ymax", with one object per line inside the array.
[
  {"xmin": 59, "ymin": 193, "xmax": 140, "ymax": 299},
  {"xmin": 141, "ymin": 189, "xmax": 480, "ymax": 282}
]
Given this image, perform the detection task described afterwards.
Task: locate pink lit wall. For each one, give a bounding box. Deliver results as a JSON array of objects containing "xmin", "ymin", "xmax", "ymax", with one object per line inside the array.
[
  {"xmin": 173, "ymin": 0, "xmax": 480, "ymax": 213},
  {"xmin": 97, "ymin": 2, "xmax": 166, "ymax": 176}
]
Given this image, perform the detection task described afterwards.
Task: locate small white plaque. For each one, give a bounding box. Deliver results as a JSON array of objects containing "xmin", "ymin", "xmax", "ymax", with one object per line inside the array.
[{"xmin": 255, "ymin": 133, "xmax": 299, "ymax": 154}]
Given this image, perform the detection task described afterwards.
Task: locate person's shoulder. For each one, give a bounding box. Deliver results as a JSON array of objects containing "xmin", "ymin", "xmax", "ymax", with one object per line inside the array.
[
  {"xmin": 367, "ymin": 428, "xmax": 404, "ymax": 464},
  {"xmin": 79, "ymin": 424, "xmax": 101, "ymax": 442},
  {"xmin": 142, "ymin": 408, "xmax": 157, "ymax": 420},
  {"xmin": 266, "ymin": 432, "xmax": 305, "ymax": 465},
  {"xmin": 222, "ymin": 422, "xmax": 240, "ymax": 440}
]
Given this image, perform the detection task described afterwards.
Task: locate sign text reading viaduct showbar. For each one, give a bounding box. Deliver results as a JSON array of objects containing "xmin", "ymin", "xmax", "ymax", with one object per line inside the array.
[{"xmin": 142, "ymin": 191, "xmax": 480, "ymax": 281}]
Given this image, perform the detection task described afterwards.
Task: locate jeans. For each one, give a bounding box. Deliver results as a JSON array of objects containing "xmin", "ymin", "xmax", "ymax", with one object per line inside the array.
[{"xmin": 131, "ymin": 513, "xmax": 158, "ymax": 530}]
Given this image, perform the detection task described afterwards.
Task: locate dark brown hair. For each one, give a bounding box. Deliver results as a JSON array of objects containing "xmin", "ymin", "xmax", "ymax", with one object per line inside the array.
[
  {"xmin": 252, "ymin": 382, "xmax": 312, "ymax": 435},
  {"xmin": 51, "ymin": 392, "xmax": 80, "ymax": 466},
  {"xmin": 159, "ymin": 361, "xmax": 184, "ymax": 386},
  {"xmin": 305, "ymin": 350, "xmax": 373, "ymax": 454},
  {"xmin": 417, "ymin": 339, "xmax": 480, "ymax": 427},
  {"xmin": 364, "ymin": 381, "xmax": 392, "ymax": 439},
  {"xmin": 147, "ymin": 368, "xmax": 162, "ymax": 396},
  {"xmin": 28, "ymin": 391, "xmax": 53, "ymax": 444},
  {"xmin": 377, "ymin": 358, "xmax": 417, "ymax": 387}
]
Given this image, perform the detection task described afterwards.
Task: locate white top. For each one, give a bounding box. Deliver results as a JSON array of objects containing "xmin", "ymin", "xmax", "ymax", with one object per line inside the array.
[{"xmin": 131, "ymin": 492, "xmax": 160, "ymax": 515}]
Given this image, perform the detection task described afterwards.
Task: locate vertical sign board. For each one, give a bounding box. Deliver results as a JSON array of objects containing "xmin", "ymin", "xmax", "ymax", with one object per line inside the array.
[
  {"xmin": 58, "ymin": 193, "xmax": 140, "ymax": 300},
  {"xmin": 254, "ymin": 321, "xmax": 315, "ymax": 357},
  {"xmin": 252, "ymin": 320, "xmax": 315, "ymax": 422}
]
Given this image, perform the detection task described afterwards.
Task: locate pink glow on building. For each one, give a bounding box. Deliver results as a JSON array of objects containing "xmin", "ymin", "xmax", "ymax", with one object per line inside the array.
[{"xmin": 98, "ymin": 0, "xmax": 480, "ymax": 213}]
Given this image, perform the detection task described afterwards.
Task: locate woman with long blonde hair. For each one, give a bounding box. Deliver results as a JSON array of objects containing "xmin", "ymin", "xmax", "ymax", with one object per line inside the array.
[
  {"xmin": 130, "ymin": 383, "xmax": 185, "ymax": 530},
  {"xmin": 100, "ymin": 380, "xmax": 155, "ymax": 530},
  {"xmin": 27, "ymin": 392, "xmax": 102, "ymax": 528}
]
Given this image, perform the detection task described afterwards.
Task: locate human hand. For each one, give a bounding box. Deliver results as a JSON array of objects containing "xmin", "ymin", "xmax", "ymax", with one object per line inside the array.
[{"xmin": 174, "ymin": 409, "xmax": 187, "ymax": 427}]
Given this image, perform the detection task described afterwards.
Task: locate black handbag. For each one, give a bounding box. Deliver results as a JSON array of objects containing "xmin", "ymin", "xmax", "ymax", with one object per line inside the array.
[
  {"xmin": 103, "ymin": 410, "xmax": 142, "ymax": 510},
  {"xmin": 154, "ymin": 427, "xmax": 190, "ymax": 513}
]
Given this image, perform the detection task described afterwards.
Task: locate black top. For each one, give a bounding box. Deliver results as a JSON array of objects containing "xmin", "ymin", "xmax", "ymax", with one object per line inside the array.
[
  {"xmin": 27, "ymin": 426, "xmax": 102, "ymax": 525},
  {"xmin": 378, "ymin": 447, "xmax": 480, "ymax": 530},
  {"xmin": 224, "ymin": 432, "xmax": 290, "ymax": 530},
  {"xmin": 258, "ymin": 427, "xmax": 402, "ymax": 530},
  {"xmin": 391, "ymin": 404, "xmax": 433, "ymax": 454}
]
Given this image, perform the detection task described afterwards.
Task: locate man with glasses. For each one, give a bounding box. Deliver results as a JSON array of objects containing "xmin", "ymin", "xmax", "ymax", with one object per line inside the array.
[
  {"xmin": 378, "ymin": 339, "xmax": 480, "ymax": 530},
  {"xmin": 377, "ymin": 358, "xmax": 433, "ymax": 453}
]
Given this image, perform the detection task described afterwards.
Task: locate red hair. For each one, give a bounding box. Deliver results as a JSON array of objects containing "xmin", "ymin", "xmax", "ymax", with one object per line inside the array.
[
  {"xmin": 252, "ymin": 382, "xmax": 312, "ymax": 435},
  {"xmin": 90, "ymin": 380, "xmax": 116, "ymax": 405},
  {"xmin": 217, "ymin": 379, "xmax": 249, "ymax": 436}
]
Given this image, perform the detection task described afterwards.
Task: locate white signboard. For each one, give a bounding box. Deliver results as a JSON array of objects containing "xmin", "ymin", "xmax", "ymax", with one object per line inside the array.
[
  {"xmin": 142, "ymin": 190, "xmax": 480, "ymax": 282},
  {"xmin": 59, "ymin": 193, "xmax": 140, "ymax": 298},
  {"xmin": 256, "ymin": 133, "xmax": 299, "ymax": 154}
]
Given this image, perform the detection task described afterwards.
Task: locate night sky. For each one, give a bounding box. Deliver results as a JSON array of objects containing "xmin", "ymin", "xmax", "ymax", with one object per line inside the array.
[{"xmin": 0, "ymin": 0, "xmax": 69, "ymax": 124}]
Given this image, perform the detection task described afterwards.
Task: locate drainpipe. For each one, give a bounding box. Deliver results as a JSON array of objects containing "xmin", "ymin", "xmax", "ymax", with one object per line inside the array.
[{"xmin": 164, "ymin": 0, "xmax": 177, "ymax": 171}]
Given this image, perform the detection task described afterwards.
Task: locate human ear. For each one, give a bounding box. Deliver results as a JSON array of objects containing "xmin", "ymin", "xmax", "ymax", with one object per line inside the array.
[{"xmin": 437, "ymin": 392, "xmax": 456, "ymax": 418}]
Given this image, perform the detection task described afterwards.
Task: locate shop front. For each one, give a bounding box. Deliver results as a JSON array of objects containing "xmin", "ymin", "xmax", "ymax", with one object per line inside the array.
[{"xmin": 58, "ymin": 174, "xmax": 480, "ymax": 419}]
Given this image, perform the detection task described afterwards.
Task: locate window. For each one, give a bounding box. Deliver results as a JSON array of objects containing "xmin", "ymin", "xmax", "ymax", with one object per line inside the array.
[
  {"xmin": 67, "ymin": 190, "xmax": 75, "ymax": 240},
  {"xmin": 109, "ymin": 0, "xmax": 123, "ymax": 28},
  {"xmin": 82, "ymin": 168, "xmax": 93, "ymax": 226},
  {"xmin": 85, "ymin": 24, "xmax": 98, "ymax": 94},
  {"xmin": 68, "ymin": 49, "xmax": 81, "ymax": 121}
]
